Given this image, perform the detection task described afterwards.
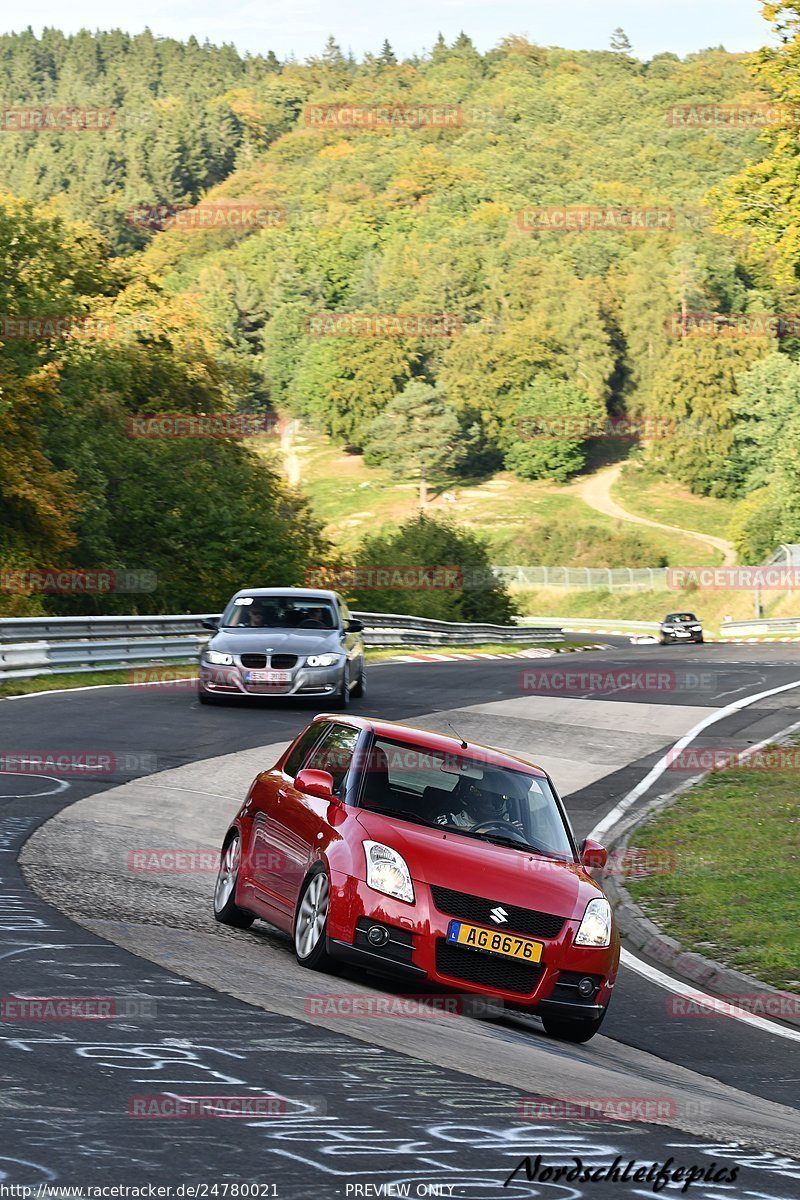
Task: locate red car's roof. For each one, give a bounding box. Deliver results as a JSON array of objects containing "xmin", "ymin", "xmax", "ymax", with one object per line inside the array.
[{"xmin": 312, "ymin": 713, "xmax": 548, "ymax": 778}]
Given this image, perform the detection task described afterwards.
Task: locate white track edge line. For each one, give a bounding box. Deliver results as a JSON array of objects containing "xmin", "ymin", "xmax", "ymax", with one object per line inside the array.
[{"xmin": 592, "ymin": 676, "xmax": 800, "ymax": 1041}]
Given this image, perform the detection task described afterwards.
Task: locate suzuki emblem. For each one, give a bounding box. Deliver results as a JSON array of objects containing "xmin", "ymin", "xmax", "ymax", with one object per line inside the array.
[{"xmin": 490, "ymin": 906, "xmax": 508, "ymax": 924}]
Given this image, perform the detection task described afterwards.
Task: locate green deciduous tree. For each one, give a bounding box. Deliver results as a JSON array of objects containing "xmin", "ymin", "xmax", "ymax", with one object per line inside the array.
[
  {"xmin": 503, "ymin": 375, "xmax": 607, "ymax": 482},
  {"xmin": 363, "ymin": 380, "xmax": 468, "ymax": 504},
  {"xmin": 346, "ymin": 513, "xmax": 517, "ymax": 622}
]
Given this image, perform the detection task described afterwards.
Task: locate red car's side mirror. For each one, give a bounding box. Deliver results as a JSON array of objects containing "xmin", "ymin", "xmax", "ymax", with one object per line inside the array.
[
  {"xmin": 580, "ymin": 838, "xmax": 608, "ymax": 869},
  {"xmin": 295, "ymin": 768, "xmax": 335, "ymax": 800}
]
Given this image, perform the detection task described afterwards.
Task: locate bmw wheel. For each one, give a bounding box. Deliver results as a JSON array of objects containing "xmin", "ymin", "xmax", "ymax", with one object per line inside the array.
[
  {"xmin": 332, "ymin": 664, "xmax": 350, "ymax": 709},
  {"xmin": 352, "ymin": 659, "xmax": 366, "ymax": 699}
]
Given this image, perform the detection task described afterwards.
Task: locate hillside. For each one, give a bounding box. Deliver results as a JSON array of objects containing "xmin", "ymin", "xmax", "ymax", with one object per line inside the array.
[{"xmin": 5, "ymin": 23, "xmax": 800, "ymax": 615}]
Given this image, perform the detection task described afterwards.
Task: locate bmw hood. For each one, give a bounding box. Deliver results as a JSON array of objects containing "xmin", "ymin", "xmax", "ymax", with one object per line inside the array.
[{"xmin": 207, "ymin": 629, "xmax": 343, "ymax": 656}]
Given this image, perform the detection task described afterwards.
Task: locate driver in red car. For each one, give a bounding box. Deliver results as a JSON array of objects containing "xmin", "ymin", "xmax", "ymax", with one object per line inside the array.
[{"xmin": 437, "ymin": 776, "xmax": 525, "ymax": 834}]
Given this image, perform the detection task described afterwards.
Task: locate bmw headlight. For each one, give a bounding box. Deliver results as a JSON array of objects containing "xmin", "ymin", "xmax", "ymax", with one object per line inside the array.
[
  {"xmin": 575, "ymin": 898, "xmax": 612, "ymax": 947},
  {"xmin": 363, "ymin": 841, "xmax": 415, "ymax": 904},
  {"xmin": 306, "ymin": 653, "xmax": 341, "ymax": 668},
  {"xmin": 205, "ymin": 650, "xmax": 234, "ymax": 665}
]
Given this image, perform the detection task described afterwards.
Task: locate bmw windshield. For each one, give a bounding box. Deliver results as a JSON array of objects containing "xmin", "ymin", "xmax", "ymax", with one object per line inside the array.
[{"xmin": 221, "ymin": 595, "xmax": 337, "ymax": 630}]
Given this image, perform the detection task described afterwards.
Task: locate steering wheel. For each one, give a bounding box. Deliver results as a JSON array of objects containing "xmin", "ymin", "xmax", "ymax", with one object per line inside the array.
[
  {"xmin": 299, "ymin": 619, "xmax": 325, "ymax": 628},
  {"xmin": 469, "ymin": 818, "xmax": 527, "ymax": 842}
]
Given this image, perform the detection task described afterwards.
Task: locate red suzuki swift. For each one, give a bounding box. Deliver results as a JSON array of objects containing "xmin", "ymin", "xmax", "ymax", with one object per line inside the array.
[{"xmin": 214, "ymin": 715, "xmax": 619, "ymax": 1042}]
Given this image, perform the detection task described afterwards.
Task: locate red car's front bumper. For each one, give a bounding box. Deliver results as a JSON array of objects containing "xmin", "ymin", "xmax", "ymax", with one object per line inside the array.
[{"xmin": 325, "ymin": 870, "xmax": 618, "ymax": 1017}]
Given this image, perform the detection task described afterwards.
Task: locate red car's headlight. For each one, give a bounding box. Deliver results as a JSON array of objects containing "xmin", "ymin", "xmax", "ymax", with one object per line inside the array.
[
  {"xmin": 363, "ymin": 841, "xmax": 415, "ymax": 905},
  {"xmin": 575, "ymin": 898, "xmax": 612, "ymax": 947}
]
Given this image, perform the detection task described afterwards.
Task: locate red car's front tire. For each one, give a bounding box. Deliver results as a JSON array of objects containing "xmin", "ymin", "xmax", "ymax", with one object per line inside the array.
[
  {"xmin": 294, "ymin": 866, "xmax": 334, "ymax": 970},
  {"xmin": 540, "ymin": 1007, "xmax": 607, "ymax": 1043},
  {"xmin": 213, "ymin": 833, "xmax": 255, "ymax": 929}
]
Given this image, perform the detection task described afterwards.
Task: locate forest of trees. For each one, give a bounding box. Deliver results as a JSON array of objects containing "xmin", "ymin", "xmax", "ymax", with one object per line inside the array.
[{"xmin": 4, "ymin": 9, "xmax": 800, "ymax": 613}]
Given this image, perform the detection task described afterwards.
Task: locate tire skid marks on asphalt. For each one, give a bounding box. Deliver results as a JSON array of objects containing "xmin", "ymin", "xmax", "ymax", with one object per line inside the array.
[{"xmin": 0, "ymin": 773, "xmax": 70, "ymax": 800}]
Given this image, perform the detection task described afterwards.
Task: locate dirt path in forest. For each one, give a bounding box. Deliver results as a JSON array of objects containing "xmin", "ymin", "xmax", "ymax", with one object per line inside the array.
[{"xmin": 571, "ymin": 463, "xmax": 737, "ymax": 565}]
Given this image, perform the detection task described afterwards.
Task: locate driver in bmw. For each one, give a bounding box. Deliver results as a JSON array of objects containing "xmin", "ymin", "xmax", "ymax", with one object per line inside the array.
[{"xmin": 436, "ymin": 776, "xmax": 525, "ymax": 834}]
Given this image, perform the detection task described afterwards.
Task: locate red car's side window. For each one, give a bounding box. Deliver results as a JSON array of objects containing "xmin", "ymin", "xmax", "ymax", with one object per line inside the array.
[
  {"xmin": 305, "ymin": 724, "xmax": 360, "ymax": 795},
  {"xmin": 284, "ymin": 723, "xmax": 328, "ymax": 779}
]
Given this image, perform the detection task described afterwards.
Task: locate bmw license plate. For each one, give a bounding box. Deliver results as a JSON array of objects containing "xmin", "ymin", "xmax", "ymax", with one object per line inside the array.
[
  {"xmin": 446, "ymin": 920, "xmax": 543, "ymax": 963},
  {"xmin": 246, "ymin": 670, "xmax": 291, "ymax": 683}
]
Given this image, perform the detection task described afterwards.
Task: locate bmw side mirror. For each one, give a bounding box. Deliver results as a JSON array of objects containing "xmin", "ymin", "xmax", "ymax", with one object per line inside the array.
[
  {"xmin": 347, "ymin": 618, "xmax": 364, "ymax": 633},
  {"xmin": 295, "ymin": 769, "xmax": 335, "ymax": 801},
  {"xmin": 580, "ymin": 838, "xmax": 608, "ymax": 869},
  {"xmin": 201, "ymin": 617, "xmax": 219, "ymax": 631}
]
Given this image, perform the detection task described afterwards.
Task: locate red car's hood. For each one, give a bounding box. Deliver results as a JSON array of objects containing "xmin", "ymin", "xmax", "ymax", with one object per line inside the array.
[{"xmin": 354, "ymin": 810, "xmax": 602, "ymax": 920}]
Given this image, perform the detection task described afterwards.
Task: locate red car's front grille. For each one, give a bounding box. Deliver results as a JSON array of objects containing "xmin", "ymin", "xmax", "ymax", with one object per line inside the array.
[
  {"xmin": 435, "ymin": 940, "xmax": 544, "ymax": 995},
  {"xmin": 430, "ymin": 885, "xmax": 566, "ymax": 940}
]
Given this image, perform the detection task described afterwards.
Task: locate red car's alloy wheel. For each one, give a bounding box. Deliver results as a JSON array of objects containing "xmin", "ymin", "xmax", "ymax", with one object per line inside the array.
[
  {"xmin": 213, "ymin": 834, "xmax": 254, "ymax": 928},
  {"xmin": 294, "ymin": 868, "xmax": 333, "ymax": 969}
]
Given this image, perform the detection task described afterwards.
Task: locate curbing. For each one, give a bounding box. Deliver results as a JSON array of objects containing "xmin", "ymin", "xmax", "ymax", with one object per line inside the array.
[{"xmin": 601, "ymin": 762, "xmax": 800, "ymax": 1031}]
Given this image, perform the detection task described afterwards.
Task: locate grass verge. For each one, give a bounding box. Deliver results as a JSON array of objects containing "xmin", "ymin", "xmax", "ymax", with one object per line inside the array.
[
  {"xmin": 510, "ymin": 586, "xmax": 800, "ymax": 633},
  {"xmin": 627, "ymin": 747, "xmax": 800, "ymax": 992},
  {"xmin": 612, "ymin": 464, "xmax": 737, "ymax": 541},
  {"xmin": 271, "ymin": 420, "xmax": 720, "ymax": 566}
]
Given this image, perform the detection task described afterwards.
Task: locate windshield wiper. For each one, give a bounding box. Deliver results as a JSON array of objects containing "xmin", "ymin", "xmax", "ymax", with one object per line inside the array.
[
  {"xmin": 452, "ymin": 829, "xmax": 554, "ymax": 856},
  {"xmin": 368, "ymin": 807, "xmax": 441, "ymax": 829}
]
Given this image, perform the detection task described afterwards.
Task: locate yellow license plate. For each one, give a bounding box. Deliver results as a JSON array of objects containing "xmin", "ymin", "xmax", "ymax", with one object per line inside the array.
[{"xmin": 446, "ymin": 920, "xmax": 543, "ymax": 963}]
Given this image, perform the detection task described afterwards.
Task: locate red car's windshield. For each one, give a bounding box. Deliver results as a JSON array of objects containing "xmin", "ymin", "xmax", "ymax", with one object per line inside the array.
[{"xmin": 356, "ymin": 735, "xmax": 575, "ymax": 859}]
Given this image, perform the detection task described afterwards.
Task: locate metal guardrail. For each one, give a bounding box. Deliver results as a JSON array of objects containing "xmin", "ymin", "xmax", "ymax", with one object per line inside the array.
[
  {"xmin": 0, "ymin": 612, "xmax": 563, "ymax": 681},
  {"xmin": 718, "ymin": 616, "xmax": 800, "ymax": 637},
  {"xmin": 519, "ymin": 616, "xmax": 659, "ymax": 632},
  {"xmin": 356, "ymin": 611, "xmax": 562, "ymax": 648}
]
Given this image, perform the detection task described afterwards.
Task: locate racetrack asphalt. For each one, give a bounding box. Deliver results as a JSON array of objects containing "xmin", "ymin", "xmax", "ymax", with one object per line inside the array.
[{"xmin": 2, "ymin": 641, "xmax": 800, "ymax": 1196}]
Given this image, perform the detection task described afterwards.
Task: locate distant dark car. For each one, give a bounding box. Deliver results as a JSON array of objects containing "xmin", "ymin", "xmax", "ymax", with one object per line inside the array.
[
  {"xmin": 198, "ymin": 588, "xmax": 365, "ymax": 706},
  {"xmin": 659, "ymin": 612, "xmax": 703, "ymax": 645}
]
